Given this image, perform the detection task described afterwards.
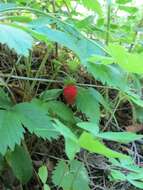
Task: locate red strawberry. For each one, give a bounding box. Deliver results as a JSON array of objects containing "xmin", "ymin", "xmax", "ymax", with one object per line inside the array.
[{"xmin": 63, "ymin": 85, "xmax": 77, "ymax": 105}]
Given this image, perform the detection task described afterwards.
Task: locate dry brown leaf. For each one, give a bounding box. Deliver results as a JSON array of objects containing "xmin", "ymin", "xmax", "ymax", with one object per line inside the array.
[{"xmin": 126, "ymin": 124, "xmax": 143, "ymax": 133}]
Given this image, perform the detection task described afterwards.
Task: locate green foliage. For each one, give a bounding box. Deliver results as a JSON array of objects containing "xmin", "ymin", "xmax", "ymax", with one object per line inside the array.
[
  {"xmin": 15, "ymin": 101, "xmax": 59, "ymax": 140},
  {"xmin": 27, "ymin": 16, "xmax": 106, "ymax": 65},
  {"xmin": 76, "ymin": 87, "xmax": 100, "ymax": 123},
  {"xmin": 45, "ymin": 101, "xmax": 75, "ymax": 123},
  {"xmin": 0, "ymin": 1, "xmax": 143, "ymax": 189},
  {"xmin": 0, "ymin": 3, "xmax": 17, "ymax": 11},
  {"xmin": 110, "ymin": 158, "xmax": 143, "ymax": 189},
  {"xmin": 40, "ymin": 89, "xmax": 62, "ymax": 101},
  {"xmin": 0, "ymin": 109, "xmax": 25, "ymax": 155},
  {"xmin": 53, "ymin": 119, "xmax": 79, "ymax": 160},
  {"xmin": 79, "ymin": 132, "xmax": 129, "ymax": 158},
  {"xmin": 81, "ymin": 0, "xmax": 102, "ymax": 16},
  {"xmin": 96, "ymin": 132, "xmax": 143, "ymax": 143},
  {"xmin": 0, "ymin": 24, "xmax": 33, "ymax": 56},
  {"xmin": 107, "ymin": 44, "xmax": 143, "ymax": 74},
  {"xmin": 52, "ymin": 159, "xmax": 90, "ymax": 190},
  {"xmin": 38, "ymin": 165, "xmax": 51, "ymax": 190},
  {"xmin": 116, "ymin": 0, "xmax": 131, "ymax": 4},
  {"xmin": 0, "ymin": 90, "xmax": 59, "ymax": 155},
  {"xmin": 6, "ymin": 145, "xmax": 33, "ymax": 183},
  {"xmin": 87, "ymin": 63, "xmax": 128, "ymax": 90},
  {"xmin": 38, "ymin": 165, "xmax": 48, "ymax": 184},
  {"xmin": 77, "ymin": 122, "xmax": 99, "ymax": 136}
]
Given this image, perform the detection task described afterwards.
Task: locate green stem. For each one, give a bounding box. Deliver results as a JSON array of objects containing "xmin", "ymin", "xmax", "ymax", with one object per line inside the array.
[
  {"xmin": 103, "ymin": 93, "xmax": 122, "ymax": 130},
  {"xmin": 30, "ymin": 49, "xmax": 49, "ymax": 91}
]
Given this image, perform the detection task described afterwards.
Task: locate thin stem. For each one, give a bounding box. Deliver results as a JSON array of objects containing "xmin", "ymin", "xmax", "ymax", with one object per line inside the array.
[
  {"xmin": 103, "ymin": 93, "xmax": 122, "ymax": 130},
  {"xmin": 30, "ymin": 49, "xmax": 49, "ymax": 91},
  {"xmin": 0, "ymin": 73, "xmax": 119, "ymax": 89}
]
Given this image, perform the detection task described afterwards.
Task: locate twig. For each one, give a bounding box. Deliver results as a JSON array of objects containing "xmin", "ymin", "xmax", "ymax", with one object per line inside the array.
[{"xmin": 0, "ymin": 73, "xmax": 118, "ymax": 89}]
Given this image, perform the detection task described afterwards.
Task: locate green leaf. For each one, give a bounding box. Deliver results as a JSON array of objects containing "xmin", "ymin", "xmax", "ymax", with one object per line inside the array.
[
  {"xmin": 27, "ymin": 17, "xmax": 106, "ymax": 65},
  {"xmin": 0, "ymin": 98, "xmax": 60, "ymax": 155},
  {"xmin": 89, "ymin": 55, "xmax": 114, "ymax": 65},
  {"xmin": 81, "ymin": 0, "xmax": 102, "ymax": 16},
  {"xmin": 110, "ymin": 170, "xmax": 126, "ymax": 181},
  {"xmin": 0, "ymin": 109, "xmax": 24, "ymax": 155},
  {"xmin": 116, "ymin": 0, "xmax": 131, "ymax": 4},
  {"xmin": 77, "ymin": 122, "xmax": 99, "ymax": 136},
  {"xmin": 5, "ymin": 16, "xmax": 33, "ymax": 23},
  {"xmin": 127, "ymin": 170, "xmax": 143, "ymax": 180},
  {"xmin": 0, "ymin": 24, "xmax": 33, "ymax": 56},
  {"xmin": 0, "ymin": 3, "xmax": 17, "ymax": 12},
  {"xmin": 44, "ymin": 184, "xmax": 50, "ymax": 190},
  {"xmin": 97, "ymin": 132, "xmax": 143, "ymax": 143},
  {"xmin": 119, "ymin": 5, "xmax": 138, "ymax": 14},
  {"xmin": 38, "ymin": 165, "xmax": 48, "ymax": 184},
  {"xmin": 40, "ymin": 89, "xmax": 62, "ymax": 101},
  {"xmin": 0, "ymin": 88, "xmax": 13, "ymax": 109},
  {"xmin": 89, "ymin": 88, "xmax": 111, "ymax": 112},
  {"xmin": 52, "ymin": 159, "xmax": 90, "ymax": 190},
  {"xmin": 128, "ymin": 179, "xmax": 143, "ymax": 189},
  {"xmin": 15, "ymin": 101, "xmax": 59, "ymax": 140},
  {"xmin": 6, "ymin": 145, "xmax": 33, "ymax": 184},
  {"xmin": 45, "ymin": 101, "xmax": 75, "ymax": 123},
  {"xmin": 52, "ymin": 160, "xmax": 68, "ymax": 187},
  {"xmin": 125, "ymin": 90, "xmax": 143, "ymax": 107},
  {"xmin": 53, "ymin": 120, "xmax": 79, "ymax": 160},
  {"xmin": 79, "ymin": 132, "xmax": 129, "ymax": 158},
  {"xmin": 108, "ymin": 44, "xmax": 143, "ymax": 74},
  {"xmin": 87, "ymin": 63, "xmax": 128, "ymax": 90},
  {"xmin": 76, "ymin": 87, "xmax": 100, "ymax": 123},
  {"xmin": 110, "ymin": 158, "xmax": 142, "ymax": 173}
]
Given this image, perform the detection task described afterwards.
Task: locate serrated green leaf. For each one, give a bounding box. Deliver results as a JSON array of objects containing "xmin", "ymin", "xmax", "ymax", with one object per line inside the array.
[
  {"xmin": 53, "ymin": 119, "xmax": 79, "ymax": 160},
  {"xmin": 97, "ymin": 132, "xmax": 143, "ymax": 143},
  {"xmin": 38, "ymin": 165, "xmax": 48, "ymax": 184},
  {"xmin": 0, "ymin": 109, "xmax": 24, "ymax": 155},
  {"xmin": 52, "ymin": 159, "xmax": 90, "ymax": 190},
  {"xmin": 15, "ymin": 101, "xmax": 59, "ymax": 140},
  {"xmin": 76, "ymin": 87, "xmax": 100, "ymax": 123},
  {"xmin": 6, "ymin": 145, "xmax": 33, "ymax": 184},
  {"xmin": 0, "ymin": 24, "xmax": 33, "ymax": 56},
  {"xmin": 79, "ymin": 132, "xmax": 129, "ymax": 158},
  {"xmin": 81, "ymin": 0, "xmax": 102, "ymax": 16},
  {"xmin": 27, "ymin": 17, "xmax": 106, "ymax": 65},
  {"xmin": 52, "ymin": 160, "xmax": 68, "ymax": 186},
  {"xmin": 45, "ymin": 101, "xmax": 75, "ymax": 123},
  {"xmin": 87, "ymin": 63, "xmax": 128, "ymax": 90},
  {"xmin": 107, "ymin": 44, "xmax": 143, "ymax": 74},
  {"xmin": 77, "ymin": 122, "xmax": 99, "ymax": 135}
]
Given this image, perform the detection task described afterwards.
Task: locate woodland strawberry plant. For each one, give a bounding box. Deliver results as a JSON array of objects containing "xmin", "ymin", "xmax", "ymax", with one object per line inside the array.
[{"xmin": 0, "ymin": 0, "xmax": 143, "ymax": 189}]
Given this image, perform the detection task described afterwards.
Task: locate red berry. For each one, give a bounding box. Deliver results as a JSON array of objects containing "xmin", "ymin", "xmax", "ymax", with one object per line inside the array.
[{"xmin": 63, "ymin": 85, "xmax": 77, "ymax": 105}]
